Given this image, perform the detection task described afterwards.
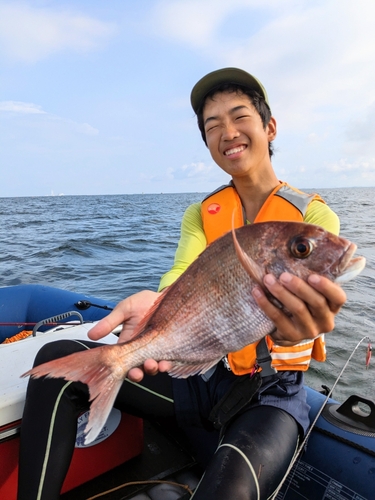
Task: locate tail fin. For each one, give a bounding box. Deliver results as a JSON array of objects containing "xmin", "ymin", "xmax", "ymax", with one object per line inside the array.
[{"xmin": 22, "ymin": 346, "xmax": 124, "ymax": 444}]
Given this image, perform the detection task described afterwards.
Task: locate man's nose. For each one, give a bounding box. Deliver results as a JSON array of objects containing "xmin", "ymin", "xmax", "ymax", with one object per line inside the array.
[{"xmin": 222, "ymin": 122, "xmax": 240, "ymax": 140}]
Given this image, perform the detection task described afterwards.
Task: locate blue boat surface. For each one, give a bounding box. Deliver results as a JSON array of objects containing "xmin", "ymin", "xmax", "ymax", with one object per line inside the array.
[
  {"xmin": 0, "ymin": 284, "xmax": 374, "ymax": 500},
  {"xmin": 0, "ymin": 284, "xmax": 116, "ymax": 342}
]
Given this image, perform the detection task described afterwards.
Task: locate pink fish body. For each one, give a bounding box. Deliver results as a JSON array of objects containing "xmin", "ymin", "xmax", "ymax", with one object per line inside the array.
[{"xmin": 22, "ymin": 221, "xmax": 365, "ymax": 443}]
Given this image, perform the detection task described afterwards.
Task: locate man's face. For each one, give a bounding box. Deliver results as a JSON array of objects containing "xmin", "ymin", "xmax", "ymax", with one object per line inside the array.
[{"xmin": 202, "ymin": 90, "xmax": 276, "ymax": 178}]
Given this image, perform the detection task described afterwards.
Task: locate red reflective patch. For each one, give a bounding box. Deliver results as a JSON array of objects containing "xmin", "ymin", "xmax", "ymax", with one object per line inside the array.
[{"xmin": 207, "ymin": 203, "xmax": 221, "ymax": 214}]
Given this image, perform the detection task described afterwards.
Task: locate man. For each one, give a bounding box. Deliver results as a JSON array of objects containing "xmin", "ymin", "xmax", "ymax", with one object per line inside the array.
[{"xmin": 18, "ymin": 68, "xmax": 346, "ymax": 499}]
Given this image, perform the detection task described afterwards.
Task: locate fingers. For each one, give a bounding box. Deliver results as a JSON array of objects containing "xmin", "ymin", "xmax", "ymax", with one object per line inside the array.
[
  {"xmin": 252, "ymin": 283, "xmax": 311, "ymax": 342},
  {"xmin": 307, "ymin": 274, "xmax": 347, "ymax": 313},
  {"xmin": 89, "ymin": 309, "xmax": 127, "ymax": 340},
  {"xmin": 88, "ymin": 290, "xmax": 161, "ymax": 341},
  {"xmin": 252, "ymin": 272, "xmax": 347, "ymax": 343},
  {"xmin": 127, "ymin": 360, "xmax": 172, "ymax": 383},
  {"xmin": 127, "ymin": 367, "xmax": 145, "ymax": 383}
]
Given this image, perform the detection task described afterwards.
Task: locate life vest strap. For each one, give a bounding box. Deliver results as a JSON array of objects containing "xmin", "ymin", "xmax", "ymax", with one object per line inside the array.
[{"xmin": 256, "ymin": 336, "xmax": 277, "ymax": 377}]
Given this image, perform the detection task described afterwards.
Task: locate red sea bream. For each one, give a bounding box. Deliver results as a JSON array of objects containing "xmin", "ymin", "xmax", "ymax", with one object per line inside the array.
[{"xmin": 22, "ymin": 221, "xmax": 366, "ymax": 443}]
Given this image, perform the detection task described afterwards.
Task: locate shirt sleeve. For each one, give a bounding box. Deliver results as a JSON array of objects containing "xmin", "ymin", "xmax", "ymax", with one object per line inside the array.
[
  {"xmin": 304, "ymin": 199, "xmax": 340, "ymax": 235},
  {"xmin": 158, "ymin": 203, "xmax": 206, "ymax": 290}
]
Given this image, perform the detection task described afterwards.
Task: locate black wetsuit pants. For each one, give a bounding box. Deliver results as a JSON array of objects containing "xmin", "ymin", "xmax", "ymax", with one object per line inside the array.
[{"xmin": 17, "ymin": 340, "xmax": 299, "ymax": 500}]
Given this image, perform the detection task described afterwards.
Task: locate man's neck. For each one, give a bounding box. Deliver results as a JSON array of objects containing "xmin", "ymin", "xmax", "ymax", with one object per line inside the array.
[{"xmin": 232, "ymin": 172, "xmax": 279, "ymax": 223}]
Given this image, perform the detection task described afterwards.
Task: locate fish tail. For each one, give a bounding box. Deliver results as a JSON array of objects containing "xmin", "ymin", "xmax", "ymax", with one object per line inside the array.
[{"xmin": 22, "ymin": 346, "xmax": 127, "ymax": 444}]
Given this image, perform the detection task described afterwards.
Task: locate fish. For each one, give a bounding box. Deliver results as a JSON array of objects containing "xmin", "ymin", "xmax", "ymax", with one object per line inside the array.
[{"xmin": 22, "ymin": 221, "xmax": 366, "ymax": 443}]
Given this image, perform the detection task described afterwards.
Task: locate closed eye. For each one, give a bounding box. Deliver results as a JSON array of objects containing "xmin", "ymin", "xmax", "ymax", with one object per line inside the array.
[{"xmin": 206, "ymin": 124, "xmax": 218, "ymax": 133}]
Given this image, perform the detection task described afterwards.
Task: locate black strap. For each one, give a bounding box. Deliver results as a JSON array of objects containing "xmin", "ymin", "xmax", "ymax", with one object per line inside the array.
[
  {"xmin": 208, "ymin": 372, "xmax": 262, "ymax": 430},
  {"xmin": 256, "ymin": 337, "xmax": 277, "ymax": 378},
  {"xmin": 208, "ymin": 337, "xmax": 276, "ymax": 430}
]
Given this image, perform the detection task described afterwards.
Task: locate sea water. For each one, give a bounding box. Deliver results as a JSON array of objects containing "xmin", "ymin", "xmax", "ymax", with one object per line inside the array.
[{"xmin": 0, "ymin": 188, "xmax": 374, "ymax": 404}]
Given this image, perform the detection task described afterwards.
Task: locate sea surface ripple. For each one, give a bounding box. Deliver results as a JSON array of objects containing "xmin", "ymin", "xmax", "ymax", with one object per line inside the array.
[{"xmin": 1, "ymin": 188, "xmax": 374, "ymax": 403}]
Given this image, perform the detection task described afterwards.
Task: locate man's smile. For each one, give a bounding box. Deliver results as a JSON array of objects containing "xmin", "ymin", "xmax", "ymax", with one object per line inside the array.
[{"xmin": 224, "ymin": 145, "xmax": 247, "ymax": 156}]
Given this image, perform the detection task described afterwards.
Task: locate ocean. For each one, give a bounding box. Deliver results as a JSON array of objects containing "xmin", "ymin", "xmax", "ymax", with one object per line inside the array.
[{"xmin": 1, "ymin": 188, "xmax": 374, "ymax": 404}]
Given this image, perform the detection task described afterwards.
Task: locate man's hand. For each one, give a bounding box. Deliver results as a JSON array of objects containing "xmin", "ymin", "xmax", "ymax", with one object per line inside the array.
[
  {"xmin": 89, "ymin": 290, "xmax": 172, "ymax": 382},
  {"xmin": 251, "ymin": 272, "xmax": 347, "ymax": 344}
]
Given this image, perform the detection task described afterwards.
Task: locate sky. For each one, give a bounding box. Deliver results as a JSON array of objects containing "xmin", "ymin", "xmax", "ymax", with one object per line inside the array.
[{"xmin": 1, "ymin": 0, "xmax": 375, "ymax": 197}]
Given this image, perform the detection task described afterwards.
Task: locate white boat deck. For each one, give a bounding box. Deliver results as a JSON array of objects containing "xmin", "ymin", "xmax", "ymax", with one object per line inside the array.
[{"xmin": 0, "ymin": 323, "xmax": 118, "ymax": 426}]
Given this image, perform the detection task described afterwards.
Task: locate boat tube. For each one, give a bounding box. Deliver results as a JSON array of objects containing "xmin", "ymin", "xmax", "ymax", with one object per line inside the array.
[
  {"xmin": 0, "ymin": 284, "xmax": 374, "ymax": 499},
  {"xmin": 0, "ymin": 284, "xmax": 116, "ymax": 342}
]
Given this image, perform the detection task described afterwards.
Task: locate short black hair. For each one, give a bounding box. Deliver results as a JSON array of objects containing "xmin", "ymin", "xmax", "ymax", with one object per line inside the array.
[{"xmin": 196, "ymin": 83, "xmax": 274, "ymax": 158}]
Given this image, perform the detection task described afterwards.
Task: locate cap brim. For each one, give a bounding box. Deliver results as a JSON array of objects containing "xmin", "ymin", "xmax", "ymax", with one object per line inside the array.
[{"xmin": 190, "ymin": 67, "xmax": 269, "ymax": 113}]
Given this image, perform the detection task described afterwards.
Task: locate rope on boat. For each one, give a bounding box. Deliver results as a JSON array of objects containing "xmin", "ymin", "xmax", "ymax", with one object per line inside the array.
[
  {"xmin": 85, "ymin": 479, "xmax": 193, "ymax": 500},
  {"xmin": 270, "ymin": 335, "xmax": 371, "ymax": 500}
]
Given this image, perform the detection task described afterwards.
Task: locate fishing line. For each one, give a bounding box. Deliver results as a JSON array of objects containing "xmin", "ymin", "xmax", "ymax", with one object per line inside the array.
[{"xmin": 270, "ymin": 335, "xmax": 371, "ymax": 499}]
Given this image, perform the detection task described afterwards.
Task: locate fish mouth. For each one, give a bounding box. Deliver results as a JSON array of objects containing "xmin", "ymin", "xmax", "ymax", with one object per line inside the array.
[{"xmin": 335, "ymin": 242, "xmax": 366, "ymax": 283}]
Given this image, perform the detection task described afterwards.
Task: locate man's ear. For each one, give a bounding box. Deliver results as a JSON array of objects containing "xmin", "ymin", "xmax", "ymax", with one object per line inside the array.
[{"xmin": 267, "ymin": 117, "xmax": 277, "ymax": 141}]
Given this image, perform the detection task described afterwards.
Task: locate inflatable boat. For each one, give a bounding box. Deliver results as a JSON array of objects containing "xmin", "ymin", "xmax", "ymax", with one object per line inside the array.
[{"xmin": 0, "ymin": 284, "xmax": 374, "ymax": 500}]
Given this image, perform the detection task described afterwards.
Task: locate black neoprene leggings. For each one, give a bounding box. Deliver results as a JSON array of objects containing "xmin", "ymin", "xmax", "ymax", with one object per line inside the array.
[{"xmin": 17, "ymin": 339, "xmax": 299, "ymax": 500}]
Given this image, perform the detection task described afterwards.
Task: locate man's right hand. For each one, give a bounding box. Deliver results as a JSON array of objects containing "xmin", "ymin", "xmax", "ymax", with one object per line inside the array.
[{"xmin": 88, "ymin": 290, "xmax": 172, "ymax": 382}]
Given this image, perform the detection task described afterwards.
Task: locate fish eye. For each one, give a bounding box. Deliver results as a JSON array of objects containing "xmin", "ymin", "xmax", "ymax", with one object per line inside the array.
[{"xmin": 290, "ymin": 236, "xmax": 314, "ymax": 259}]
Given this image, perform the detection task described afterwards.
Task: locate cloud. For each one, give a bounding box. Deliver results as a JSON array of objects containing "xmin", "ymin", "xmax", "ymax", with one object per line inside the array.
[
  {"xmin": 0, "ymin": 100, "xmax": 46, "ymax": 114},
  {"xmin": 0, "ymin": 2, "xmax": 116, "ymax": 63},
  {"xmin": 327, "ymin": 157, "xmax": 375, "ymax": 186},
  {"xmin": 170, "ymin": 162, "xmax": 217, "ymax": 180},
  {"xmin": 141, "ymin": 161, "xmax": 228, "ymax": 185},
  {"xmin": 152, "ymin": 0, "xmax": 288, "ymax": 48},
  {"xmin": 327, "ymin": 158, "xmax": 375, "ymax": 175},
  {"xmin": 343, "ymin": 103, "xmax": 375, "ymax": 156},
  {"xmin": 0, "ymin": 99, "xmax": 99, "ymax": 136},
  {"xmin": 152, "ymin": 0, "xmax": 375, "ymax": 128},
  {"xmin": 75, "ymin": 123, "xmax": 99, "ymax": 136}
]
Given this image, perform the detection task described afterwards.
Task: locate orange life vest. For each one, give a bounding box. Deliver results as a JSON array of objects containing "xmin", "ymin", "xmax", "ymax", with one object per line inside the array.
[{"xmin": 201, "ymin": 182, "xmax": 327, "ymax": 375}]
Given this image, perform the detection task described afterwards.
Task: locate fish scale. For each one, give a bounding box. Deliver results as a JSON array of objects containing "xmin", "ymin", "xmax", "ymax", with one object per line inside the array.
[{"xmin": 23, "ymin": 221, "xmax": 366, "ymax": 443}]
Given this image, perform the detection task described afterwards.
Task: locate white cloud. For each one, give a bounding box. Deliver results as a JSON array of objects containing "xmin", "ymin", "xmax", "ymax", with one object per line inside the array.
[
  {"xmin": 141, "ymin": 161, "xmax": 228, "ymax": 185},
  {"xmin": 75, "ymin": 123, "xmax": 99, "ymax": 136},
  {"xmin": 0, "ymin": 2, "xmax": 116, "ymax": 63},
  {"xmin": 224, "ymin": 2, "xmax": 375, "ymax": 124},
  {"xmin": 0, "ymin": 99, "xmax": 99, "ymax": 136},
  {"xmin": 328, "ymin": 158, "xmax": 375, "ymax": 175},
  {"xmin": 0, "ymin": 100, "xmax": 46, "ymax": 114},
  {"xmin": 152, "ymin": 0, "xmax": 294, "ymax": 47},
  {"xmin": 152, "ymin": 0, "xmax": 375, "ymax": 130},
  {"xmin": 149, "ymin": 0, "xmax": 375, "ymax": 192},
  {"xmin": 343, "ymin": 104, "xmax": 375, "ymax": 156}
]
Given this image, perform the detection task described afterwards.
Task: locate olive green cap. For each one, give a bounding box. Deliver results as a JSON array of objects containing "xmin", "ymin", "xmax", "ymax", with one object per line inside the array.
[{"xmin": 190, "ymin": 67, "xmax": 270, "ymax": 113}]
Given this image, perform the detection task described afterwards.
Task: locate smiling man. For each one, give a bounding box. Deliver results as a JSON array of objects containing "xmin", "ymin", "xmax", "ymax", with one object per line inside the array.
[{"xmin": 18, "ymin": 69, "xmax": 346, "ymax": 500}]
